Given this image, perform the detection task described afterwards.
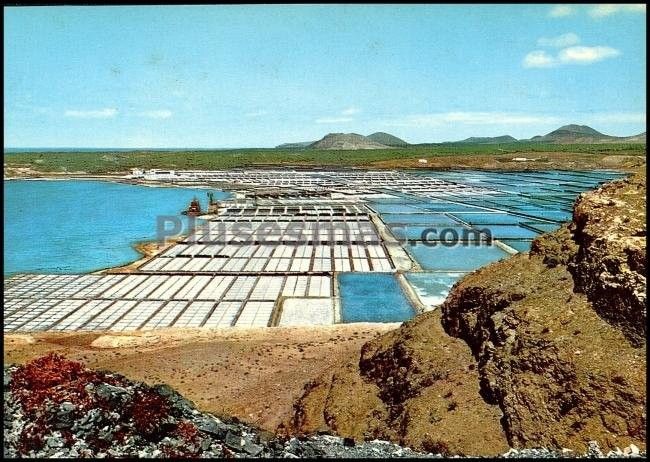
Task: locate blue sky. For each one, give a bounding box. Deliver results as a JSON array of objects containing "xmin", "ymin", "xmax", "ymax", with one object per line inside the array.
[{"xmin": 4, "ymin": 4, "xmax": 646, "ymax": 148}]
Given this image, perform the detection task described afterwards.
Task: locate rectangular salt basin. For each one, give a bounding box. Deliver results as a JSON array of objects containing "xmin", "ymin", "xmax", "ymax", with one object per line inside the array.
[
  {"xmin": 450, "ymin": 213, "xmax": 540, "ymax": 226},
  {"xmin": 406, "ymin": 242, "xmax": 509, "ymax": 271},
  {"xmin": 513, "ymin": 209, "xmax": 572, "ymax": 222},
  {"xmin": 390, "ymin": 225, "xmax": 478, "ymax": 241},
  {"xmin": 338, "ymin": 273, "xmax": 415, "ymax": 323},
  {"xmin": 371, "ymin": 204, "xmax": 428, "ymax": 214},
  {"xmin": 405, "ymin": 272, "xmax": 466, "ymax": 307},
  {"xmin": 522, "ymin": 222, "xmax": 561, "ymax": 233},
  {"xmin": 500, "ymin": 240, "xmax": 534, "ymax": 253},
  {"xmin": 278, "ymin": 298, "xmax": 334, "ymax": 326},
  {"xmin": 413, "ymin": 202, "xmax": 486, "ymax": 213},
  {"xmin": 381, "ymin": 213, "xmax": 460, "ymax": 225},
  {"xmin": 477, "ymin": 225, "xmax": 540, "ymax": 239}
]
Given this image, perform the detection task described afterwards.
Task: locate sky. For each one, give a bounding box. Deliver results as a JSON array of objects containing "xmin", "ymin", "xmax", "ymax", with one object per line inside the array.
[{"xmin": 4, "ymin": 4, "xmax": 647, "ymax": 148}]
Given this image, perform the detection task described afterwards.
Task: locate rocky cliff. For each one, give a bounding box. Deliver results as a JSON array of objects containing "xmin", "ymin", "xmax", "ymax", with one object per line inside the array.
[
  {"xmin": 568, "ymin": 170, "xmax": 646, "ymax": 346},
  {"xmin": 289, "ymin": 169, "xmax": 646, "ymax": 455}
]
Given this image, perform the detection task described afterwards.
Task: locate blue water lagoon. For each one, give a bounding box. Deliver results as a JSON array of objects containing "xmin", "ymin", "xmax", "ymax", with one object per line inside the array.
[{"xmin": 4, "ymin": 180, "xmax": 230, "ymax": 276}]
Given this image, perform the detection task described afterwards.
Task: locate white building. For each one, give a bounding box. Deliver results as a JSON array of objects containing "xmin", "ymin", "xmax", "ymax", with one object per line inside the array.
[
  {"xmin": 128, "ymin": 168, "xmax": 145, "ymax": 178},
  {"xmin": 143, "ymin": 169, "xmax": 179, "ymax": 181}
]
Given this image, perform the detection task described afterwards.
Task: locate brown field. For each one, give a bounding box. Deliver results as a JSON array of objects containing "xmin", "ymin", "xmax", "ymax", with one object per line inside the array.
[{"xmin": 3, "ymin": 324, "xmax": 397, "ymax": 431}]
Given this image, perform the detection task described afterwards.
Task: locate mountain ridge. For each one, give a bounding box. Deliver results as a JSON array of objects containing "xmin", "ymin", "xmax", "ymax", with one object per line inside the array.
[
  {"xmin": 367, "ymin": 132, "xmax": 409, "ymax": 147},
  {"xmin": 456, "ymin": 135, "xmax": 518, "ymax": 144},
  {"xmin": 308, "ymin": 133, "xmax": 391, "ymax": 150},
  {"xmin": 275, "ymin": 125, "xmax": 645, "ymax": 149},
  {"xmin": 526, "ymin": 124, "xmax": 645, "ymax": 144}
]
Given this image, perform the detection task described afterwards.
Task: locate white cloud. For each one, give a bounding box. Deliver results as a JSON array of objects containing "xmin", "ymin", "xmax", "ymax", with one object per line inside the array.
[
  {"xmin": 589, "ymin": 4, "xmax": 646, "ymax": 18},
  {"xmin": 64, "ymin": 108, "xmax": 118, "ymax": 119},
  {"xmin": 385, "ymin": 112, "xmax": 561, "ymax": 128},
  {"xmin": 558, "ymin": 46, "xmax": 620, "ymax": 64},
  {"xmin": 341, "ymin": 106, "xmax": 361, "ymax": 116},
  {"xmin": 139, "ymin": 109, "xmax": 173, "ymax": 119},
  {"xmin": 315, "ymin": 106, "xmax": 361, "ymax": 123},
  {"xmin": 550, "ymin": 4, "xmax": 645, "ymax": 19},
  {"xmin": 549, "ymin": 5, "xmax": 575, "ymax": 17},
  {"xmin": 587, "ymin": 112, "xmax": 646, "ymax": 124},
  {"xmin": 537, "ymin": 33, "xmax": 580, "ymax": 48},
  {"xmin": 523, "ymin": 50, "xmax": 557, "ymax": 68},
  {"xmin": 315, "ymin": 116, "xmax": 354, "ymax": 124},
  {"xmin": 523, "ymin": 44, "xmax": 620, "ymax": 68}
]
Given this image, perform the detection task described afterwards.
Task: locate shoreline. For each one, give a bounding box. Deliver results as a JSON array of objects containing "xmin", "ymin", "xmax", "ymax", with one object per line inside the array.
[{"xmin": 92, "ymin": 239, "xmax": 179, "ymax": 274}]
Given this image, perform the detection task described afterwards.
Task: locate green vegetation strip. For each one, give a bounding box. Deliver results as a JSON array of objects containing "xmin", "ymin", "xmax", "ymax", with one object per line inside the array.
[{"xmin": 5, "ymin": 143, "xmax": 645, "ymax": 174}]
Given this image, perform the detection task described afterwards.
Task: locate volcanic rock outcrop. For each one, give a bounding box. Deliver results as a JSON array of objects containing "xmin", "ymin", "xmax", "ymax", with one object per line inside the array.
[{"xmin": 3, "ymin": 353, "xmax": 432, "ymax": 458}]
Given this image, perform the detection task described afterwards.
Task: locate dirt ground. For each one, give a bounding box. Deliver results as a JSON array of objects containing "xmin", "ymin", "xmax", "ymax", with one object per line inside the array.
[{"xmin": 3, "ymin": 323, "xmax": 397, "ymax": 432}]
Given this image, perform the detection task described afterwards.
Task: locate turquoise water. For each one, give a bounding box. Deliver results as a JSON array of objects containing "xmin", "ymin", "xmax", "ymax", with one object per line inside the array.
[
  {"xmin": 478, "ymin": 225, "xmax": 540, "ymax": 239},
  {"xmin": 4, "ymin": 180, "xmax": 230, "ymax": 276},
  {"xmin": 405, "ymin": 272, "xmax": 466, "ymax": 307},
  {"xmin": 390, "ymin": 225, "xmax": 478, "ymax": 241},
  {"xmin": 414, "ymin": 203, "xmax": 484, "ymax": 213},
  {"xmin": 348, "ymin": 170, "xmax": 622, "ymax": 321},
  {"xmin": 338, "ymin": 273, "xmax": 415, "ymax": 323},
  {"xmin": 450, "ymin": 212, "xmax": 542, "ymax": 225},
  {"xmin": 381, "ymin": 213, "xmax": 458, "ymax": 225},
  {"xmin": 501, "ymin": 240, "xmax": 534, "ymax": 253},
  {"xmin": 513, "ymin": 209, "xmax": 572, "ymax": 222},
  {"xmin": 371, "ymin": 203, "xmax": 425, "ymax": 214},
  {"xmin": 5, "ymin": 170, "xmax": 623, "ymax": 327},
  {"xmin": 406, "ymin": 242, "xmax": 509, "ymax": 271},
  {"xmin": 523, "ymin": 222, "xmax": 562, "ymax": 233}
]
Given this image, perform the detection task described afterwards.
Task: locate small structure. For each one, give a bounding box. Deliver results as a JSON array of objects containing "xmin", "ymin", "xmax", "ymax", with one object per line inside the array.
[
  {"xmin": 182, "ymin": 197, "xmax": 202, "ymax": 216},
  {"xmin": 129, "ymin": 168, "xmax": 144, "ymax": 178},
  {"xmin": 143, "ymin": 169, "xmax": 178, "ymax": 181},
  {"xmin": 418, "ymin": 159, "xmax": 428, "ymax": 164},
  {"xmin": 207, "ymin": 192, "xmax": 220, "ymax": 214}
]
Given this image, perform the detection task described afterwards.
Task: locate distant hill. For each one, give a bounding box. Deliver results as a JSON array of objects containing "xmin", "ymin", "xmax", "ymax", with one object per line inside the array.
[
  {"xmin": 457, "ymin": 135, "xmax": 517, "ymax": 144},
  {"xmin": 527, "ymin": 124, "xmax": 645, "ymax": 144},
  {"xmin": 366, "ymin": 132, "xmax": 409, "ymax": 147},
  {"xmin": 309, "ymin": 133, "xmax": 389, "ymax": 150},
  {"xmin": 621, "ymin": 132, "xmax": 646, "ymax": 143},
  {"xmin": 275, "ymin": 125, "xmax": 645, "ymax": 149},
  {"xmin": 275, "ymin": 141, "xmax": 314, "ymax": 149}
]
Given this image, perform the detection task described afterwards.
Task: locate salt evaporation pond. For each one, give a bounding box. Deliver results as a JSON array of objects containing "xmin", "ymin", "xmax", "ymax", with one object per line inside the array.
[
  {"xmin": 367, "ymin": 169, "xmax": 625, "ymax": 313},
  {"xmin": 4, "ymin": 170, "xmax": 625, "ymax": 326},
  {"xmin": 3, "ymin": 180, "xmax": 230, "ymax": 276},
  {"xmin": 338, "ymin": 273, "xmax": 415, "ymax": 323}
]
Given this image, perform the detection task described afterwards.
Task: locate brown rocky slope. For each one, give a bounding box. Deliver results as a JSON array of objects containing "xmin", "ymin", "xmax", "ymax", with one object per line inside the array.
[{"xmin": 288, "ymin": 169, "xmax": 646, "ymax": 455}]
